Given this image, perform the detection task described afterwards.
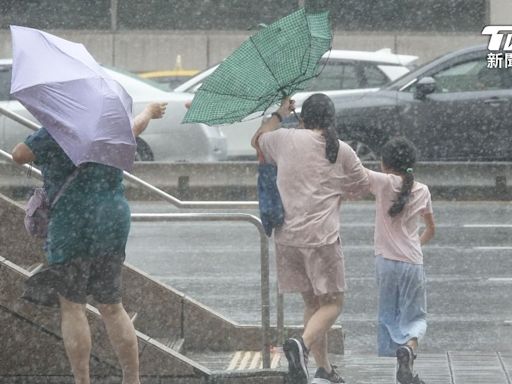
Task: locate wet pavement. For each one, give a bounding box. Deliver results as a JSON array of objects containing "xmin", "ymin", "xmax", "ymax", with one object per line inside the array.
[
  {"xmin": 127, "ymin": 200, "xmax": 512, "ymax": 355},
  {"xmin": 187, "ymin": 350, "xmax": 512, "ymax": 383}
]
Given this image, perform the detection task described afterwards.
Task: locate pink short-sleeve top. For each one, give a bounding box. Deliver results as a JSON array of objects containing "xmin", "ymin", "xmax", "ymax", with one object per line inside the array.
[
  {"xmin": 367, "ymin": 169, "xmax": 433, "ymax": 264},
  {"xmin": 258, "ymin": 128, "xmax": 369, "ymax": 247}
]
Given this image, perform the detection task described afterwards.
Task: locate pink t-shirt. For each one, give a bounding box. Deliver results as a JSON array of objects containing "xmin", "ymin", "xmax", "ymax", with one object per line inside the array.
[
  {"xmin": 367, "ymin": 169, "xmax": 433, "ymax": 265},
  {"xmin": 258, "ymin": 128, "xmax": 369, "ymax": 247}
]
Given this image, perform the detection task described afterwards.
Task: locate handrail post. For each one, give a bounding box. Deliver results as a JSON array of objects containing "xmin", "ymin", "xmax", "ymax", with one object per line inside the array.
[
  {"xmin": 277, "ymin": 292, "xmax": 284, "ymax": 346},
  {"xmin": 260, "ymin": 231, "xmax": 271, "ymax": 368},
  {"xmin": 129, "ymin": 213, "xmax": 273, "ymax": 368}
]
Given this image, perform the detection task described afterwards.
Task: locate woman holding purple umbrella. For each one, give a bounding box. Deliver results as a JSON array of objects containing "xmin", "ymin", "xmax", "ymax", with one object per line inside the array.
[{"xmin": 11, "ymin": 102, "xmax": 166, "ymax": 384}]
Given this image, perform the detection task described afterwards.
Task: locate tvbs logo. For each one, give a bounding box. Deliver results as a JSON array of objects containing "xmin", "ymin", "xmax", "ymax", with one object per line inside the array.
[{"xmin": 481, "ymin": 26, "xmax": 512, "ymax": 68}]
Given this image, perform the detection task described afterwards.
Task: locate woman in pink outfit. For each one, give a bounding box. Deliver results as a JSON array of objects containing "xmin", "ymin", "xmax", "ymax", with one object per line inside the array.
[
  {"xmin": 252, "ymin": 94, "xmax": 369, "ymax": 384},
  {"xmin": 365, "ymin": 137, "xmax": 436, "ymax": 384}
]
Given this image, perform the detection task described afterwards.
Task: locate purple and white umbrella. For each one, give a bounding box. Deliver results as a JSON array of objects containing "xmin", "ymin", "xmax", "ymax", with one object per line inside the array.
[{"xmin": 10, "ymin": 25, "xmax": 136, "ymax": 171}]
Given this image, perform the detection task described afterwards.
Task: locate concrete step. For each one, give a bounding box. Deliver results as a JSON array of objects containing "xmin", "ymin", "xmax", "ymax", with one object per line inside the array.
[{"xmin": 155, "ymin": 336, "xmax": 185, "ymax": 353}]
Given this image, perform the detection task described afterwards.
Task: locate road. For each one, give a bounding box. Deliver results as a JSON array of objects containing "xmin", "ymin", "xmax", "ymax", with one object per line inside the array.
[{"xmin": 126, "ymin": 200, "xmax": 512, "ymax": 354}]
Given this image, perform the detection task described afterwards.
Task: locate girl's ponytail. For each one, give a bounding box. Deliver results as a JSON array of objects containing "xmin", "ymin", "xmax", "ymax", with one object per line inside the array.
[
  {"xmin": 381, "ymin": 138, "xmax": 417, "ymax": 217},
  {"xmin": 300, "ymin": 93, "xmax": 339, "ymax": 163},
  {"xmin": 388, "ymin": 168, "xmax": 414, "ymax": 217}
]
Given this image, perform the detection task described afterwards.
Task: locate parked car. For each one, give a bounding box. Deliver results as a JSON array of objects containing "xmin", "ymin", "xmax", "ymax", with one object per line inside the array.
[
  {"xmin": 329, "ymin": 45, "xmax": 511, "ymax": 161},
  {"xmin": 0, "ymin": 59, "xmax": 227, "ymax": 162},
  {"xmin": 174, "ymin": 48, "xmax": 418, "ymax": 159}
]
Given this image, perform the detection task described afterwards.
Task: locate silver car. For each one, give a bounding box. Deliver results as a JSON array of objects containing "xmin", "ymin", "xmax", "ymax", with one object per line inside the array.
[
  {"xmin": 0, "ymin": 59, "xmax": 227, "ymax": 162},
  {"xmin": 174, "ymin": 48, "xmax": 418, "ymax": 159}
]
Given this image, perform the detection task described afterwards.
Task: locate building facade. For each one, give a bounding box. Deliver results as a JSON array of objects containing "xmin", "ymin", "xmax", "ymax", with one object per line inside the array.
[{"xmin": 1, "ymin": 0, "xmax": 511, "ymax": 71}]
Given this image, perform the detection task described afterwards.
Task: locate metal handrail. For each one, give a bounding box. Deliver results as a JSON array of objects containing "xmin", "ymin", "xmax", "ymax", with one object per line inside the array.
[
  {"xmin": 131, "ymin": 212, "xmax": 271, "ymax": 367},
  {"xmin": 0, "ymin": 106, "xmax": 258, "ymax": 209},
  {"xmin": 0, "ymin": 106, "xmax": 282, "ymax": 368},
  {"xmin": 1, "ymin": 147, "xmax": 273, "ymax": 366}
]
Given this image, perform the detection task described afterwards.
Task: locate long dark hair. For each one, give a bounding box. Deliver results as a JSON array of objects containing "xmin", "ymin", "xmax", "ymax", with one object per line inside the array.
[
  {"xmin": 381, "ymin": 137, "xmax": 417, "ymax": 217},
  {"xmin": 300, "ymin": 93, "xmax": 339, "ymax": 163}
]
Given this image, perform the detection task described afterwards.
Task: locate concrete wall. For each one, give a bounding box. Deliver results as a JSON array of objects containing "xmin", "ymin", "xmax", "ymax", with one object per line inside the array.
[
  {"xmin": 0, "ymin": 0, "xmax": 509, "ymax": 71},
  {"xmin": 0, "ymin": 29, "xmax": 487, "ymax": 71}
]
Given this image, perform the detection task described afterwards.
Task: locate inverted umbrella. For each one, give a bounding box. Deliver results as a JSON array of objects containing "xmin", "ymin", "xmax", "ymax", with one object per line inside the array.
[
  {"xmin": 10, "ymin": 25, "xmax": 136, "ymax": 171},
  {"xmin": 182, "ymin": 7, "xmax": 331, "ymax": 125}
]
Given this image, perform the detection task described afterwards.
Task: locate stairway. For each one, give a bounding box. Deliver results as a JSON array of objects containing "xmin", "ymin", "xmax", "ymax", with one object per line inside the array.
[{"xmin": 0, "ymin": 192, "xmax": 341, "ymax": 383}]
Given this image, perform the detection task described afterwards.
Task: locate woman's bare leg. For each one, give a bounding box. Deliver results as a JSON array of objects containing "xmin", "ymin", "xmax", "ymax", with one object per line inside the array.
[
  {"xmin": 59, "ymin": 296, "xmax": 91, "ymax": 384},
  {"xmin": 98, "ymin": 303, "xmax": 140, "ymax": 384},
  {"xmin": 301, "ymin": 291, "xmax": 344, "ymax": 371}
]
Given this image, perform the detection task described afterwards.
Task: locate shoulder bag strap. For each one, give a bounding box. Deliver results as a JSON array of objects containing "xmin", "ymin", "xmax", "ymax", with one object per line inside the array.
[{"xmin": 49, "ymin": 166, "xmax": 82, "ymax": 208}]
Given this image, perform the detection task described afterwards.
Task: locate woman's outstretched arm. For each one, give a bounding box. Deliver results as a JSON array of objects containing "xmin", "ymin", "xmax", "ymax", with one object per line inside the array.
[{"xmin": 132, "ymin": 102, "xmax": 167, "ymax": 137}]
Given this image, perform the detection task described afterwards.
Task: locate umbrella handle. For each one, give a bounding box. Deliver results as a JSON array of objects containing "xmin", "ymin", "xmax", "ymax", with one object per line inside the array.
[{"xmin": 278, "ymin": 92, "xmax": 300, "ymax": 123}]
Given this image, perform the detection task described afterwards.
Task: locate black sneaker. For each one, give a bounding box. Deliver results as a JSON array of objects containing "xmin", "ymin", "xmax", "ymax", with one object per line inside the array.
[
  {"xmin": 283, "ymin": 337, "xmax": 309, "ymax": 383},
  {"xmin": 396, "ymin": 345, "xmax": 414, "ymax": 384},
  {"xmin": 312, "ymin": 364, "xmax": 345, "ymax": 383}
]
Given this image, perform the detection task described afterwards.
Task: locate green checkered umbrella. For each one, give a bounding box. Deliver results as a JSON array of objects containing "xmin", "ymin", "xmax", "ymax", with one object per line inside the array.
[{"xmin": 182, "ymin": 7, "xmax": 332, "ymax": 125}]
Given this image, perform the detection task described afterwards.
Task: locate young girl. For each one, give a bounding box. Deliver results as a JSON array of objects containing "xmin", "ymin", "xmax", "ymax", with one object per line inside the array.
[{"xmin": 365, "ymin": 137, "xmax": 435, "ymax": 384}]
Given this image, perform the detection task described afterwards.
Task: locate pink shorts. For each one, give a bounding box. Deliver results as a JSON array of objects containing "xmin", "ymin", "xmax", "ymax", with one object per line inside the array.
[{"xmin": 275, "ymin": 239, "xmax": 346, "ymax": 296}]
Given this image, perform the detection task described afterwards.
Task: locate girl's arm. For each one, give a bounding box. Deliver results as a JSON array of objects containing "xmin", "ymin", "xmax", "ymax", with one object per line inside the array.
[{"xmin": 420, "ymin": 213, "xmax": 435, "ymax": 245}]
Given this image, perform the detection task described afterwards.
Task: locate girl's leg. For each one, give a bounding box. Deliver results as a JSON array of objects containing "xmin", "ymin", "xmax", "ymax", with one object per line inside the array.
[
  {"xmin": 376, "ymin": 256, "xmax": 400, "ymax": 357},
  {"xmin": 59, "ymin": 295, "xmax": 91, "ymax": 384},
  {"xmin": 406, "ymin": 337, "xmax": 419, "ymax": 352},
  {"xmin": 396, "ymin": 263, "xmax": 427, "ymax": 384},
  {"xmin": 301, "ymin": 291, "xmax": 344, "ymax": 371},
  {"xmin": 398, "ymin": 263, "xmax": 427, "ymax": 351}
]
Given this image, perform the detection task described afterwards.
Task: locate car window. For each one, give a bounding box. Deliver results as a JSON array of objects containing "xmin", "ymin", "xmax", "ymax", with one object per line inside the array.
[
  {"xmin": 363, "ymin": 65, "xmax": 389, "ymax": 87},
  {"xmin": 305, "ymin": 62, "xmax": 359, "ymax": 91},
  {"xmin": 0, "ymin": 66, "xmax": 12, "ymax": 101},
  {"xmin": 432, "ymin": 59, "xmax": 507, "ymax": 92}
]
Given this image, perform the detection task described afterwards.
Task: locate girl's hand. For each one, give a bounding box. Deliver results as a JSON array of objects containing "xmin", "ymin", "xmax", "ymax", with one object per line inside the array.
[{"xmin": 420, "ymin": 213, "xmax": 435, "ymax": 245}]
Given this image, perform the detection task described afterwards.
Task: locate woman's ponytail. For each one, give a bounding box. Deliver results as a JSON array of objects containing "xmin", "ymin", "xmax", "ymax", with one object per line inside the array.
[
  {"xmin": 323, "ymin": 127, "xmax": 339, "ymax": 164},
  {"xmin": 300, "ymin": 93, "xmax": 339, "ymax": 163}
]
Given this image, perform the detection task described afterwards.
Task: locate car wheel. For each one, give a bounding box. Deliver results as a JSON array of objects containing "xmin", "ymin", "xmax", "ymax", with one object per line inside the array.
[
  {"xmin": 347, "ymin": 140, "xmax": 378, "ymax": 161},
  {"xmin": 135, "ymin": 137, "xmax": 154, "ymax": 161}
]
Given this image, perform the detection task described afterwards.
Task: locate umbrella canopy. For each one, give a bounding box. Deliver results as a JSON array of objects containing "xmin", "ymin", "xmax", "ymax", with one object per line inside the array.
[
  {"xmin": 10, "ymin": 25, "xmax": 136, "ymax": 171},
  {"xmin": 182, "ymin": 7, "xmax": 331, "ymax": 125}
]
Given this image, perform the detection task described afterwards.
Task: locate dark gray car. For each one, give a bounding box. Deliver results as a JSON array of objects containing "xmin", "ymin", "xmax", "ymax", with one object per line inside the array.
[{"xmin": 331, "ymin": 45, "xmax": 512, "ymax": 161}]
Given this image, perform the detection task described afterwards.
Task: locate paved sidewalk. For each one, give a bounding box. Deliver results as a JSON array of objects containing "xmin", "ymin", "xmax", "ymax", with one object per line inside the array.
[
  {"xmin": 318, "ymin": 352, "xmax": 512, "ymax": 384},
  {"xmin": 2, "ymin": 351, "xmax": 511, "ymax": 383},
  {"xmin": 191, "ymin": 350, "xmax": 512, "ymax": 383}
]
